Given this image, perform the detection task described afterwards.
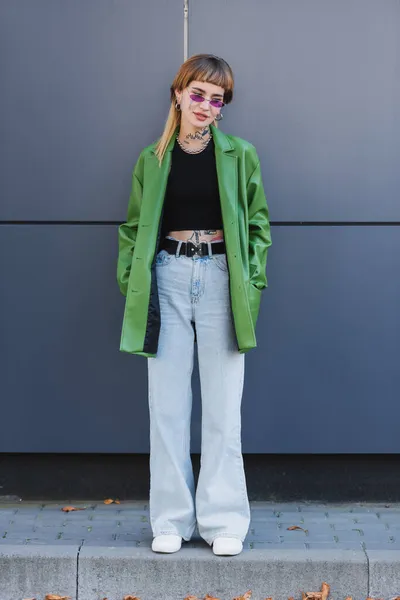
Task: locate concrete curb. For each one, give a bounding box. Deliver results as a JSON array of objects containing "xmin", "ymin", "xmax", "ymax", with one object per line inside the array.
[
  {"xmin": 79, "ymin": 546, "xmax": 368, "ymax": 600},
  {"xmin": 0, "ymin": 544, "xmax": 78, "ymax": 600},
  {"xmin": 368, "ymin": 550, "xmax": 400, "ymax": 599},
  {"xmin": 1, "ymin": 544, "xmax": 400, "ymax": 600}
]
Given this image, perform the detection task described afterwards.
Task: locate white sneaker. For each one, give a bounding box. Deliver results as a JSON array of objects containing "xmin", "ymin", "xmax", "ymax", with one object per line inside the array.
[
  {"xmin": 212, "ymin": 537, "xmax": 243, "ymax": 556},
  {"xmin": 151, "ymin": 534, "xmax": 182, "ymax": 553}
]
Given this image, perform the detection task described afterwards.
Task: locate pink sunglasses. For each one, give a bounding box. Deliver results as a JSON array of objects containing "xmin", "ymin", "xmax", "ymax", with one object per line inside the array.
[{"xmin": 188, "ymin": 90, "xmax": 225, "ymax": 109}]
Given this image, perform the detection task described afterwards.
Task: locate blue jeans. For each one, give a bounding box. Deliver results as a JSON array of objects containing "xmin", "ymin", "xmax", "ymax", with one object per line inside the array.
[{"xmin": 147, "ymin": 242, "xmax": 251, "ymax": 546}]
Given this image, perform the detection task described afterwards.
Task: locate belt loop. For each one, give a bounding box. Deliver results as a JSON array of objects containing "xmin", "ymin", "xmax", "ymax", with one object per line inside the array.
[
  {"xmin": 207, "ymin": 241, "xmax": 212, "ymax": 256},
  {"xmin": 176, "ymin": 240, "xmax": 182, "ymax": 258}
]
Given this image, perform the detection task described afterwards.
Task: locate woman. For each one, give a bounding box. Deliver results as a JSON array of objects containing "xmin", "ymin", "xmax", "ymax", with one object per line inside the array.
[{"xmin": 117, "ymin": 54, "xmax": 271, "ymax": 556}]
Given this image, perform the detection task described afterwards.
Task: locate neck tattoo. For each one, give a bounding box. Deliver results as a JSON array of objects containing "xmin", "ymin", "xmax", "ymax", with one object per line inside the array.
[
  {"xmin": 177, "ymin": 127, "xmax": 211, "ymax": 154},
  {"xmin": 183, "ymin": 127, "xmax": 210, "ymax": 144}
]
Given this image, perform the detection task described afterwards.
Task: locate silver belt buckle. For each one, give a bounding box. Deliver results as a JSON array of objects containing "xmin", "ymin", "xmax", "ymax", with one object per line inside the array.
[
  {"xmin": 186, "ymin": 241, "xmax": 202, "ymax": 256},
  {"xmin": 186, "ymin": 241, "xmax": 195, "ymax": 257}
]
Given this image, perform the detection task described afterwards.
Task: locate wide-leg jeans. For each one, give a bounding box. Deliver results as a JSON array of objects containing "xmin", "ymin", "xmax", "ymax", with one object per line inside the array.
[{"xmin": 147, "ymin": 243, "xmax": 251, "ymax": 546}]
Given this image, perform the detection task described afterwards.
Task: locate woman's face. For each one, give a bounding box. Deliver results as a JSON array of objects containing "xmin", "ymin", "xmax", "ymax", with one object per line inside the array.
[{"xmin": 175, "ymin": 80, "xmax": 225, "ymax": 129}]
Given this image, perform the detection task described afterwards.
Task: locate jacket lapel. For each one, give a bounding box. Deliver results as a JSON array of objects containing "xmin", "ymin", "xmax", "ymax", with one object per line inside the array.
[{"xmin": 210, "ymin": 124, "xmax": 238, "ymax": 233}]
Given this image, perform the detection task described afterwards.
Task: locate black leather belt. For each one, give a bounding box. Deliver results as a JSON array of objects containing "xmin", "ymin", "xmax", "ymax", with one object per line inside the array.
[{"xmin": 160, "ymin": 237, "xmax": 226, "ymax": 257}]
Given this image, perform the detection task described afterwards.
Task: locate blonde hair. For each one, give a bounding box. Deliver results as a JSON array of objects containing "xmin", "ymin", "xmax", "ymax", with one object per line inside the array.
[{"xmin": 155, "ymin": 54, "xmax": 234, "ymax": 165}]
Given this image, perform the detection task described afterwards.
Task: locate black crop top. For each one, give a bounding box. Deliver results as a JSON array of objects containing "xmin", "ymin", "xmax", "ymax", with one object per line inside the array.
[{"xmin": 160, "ymin": 135, "xmax": 223, "ymax": 237}]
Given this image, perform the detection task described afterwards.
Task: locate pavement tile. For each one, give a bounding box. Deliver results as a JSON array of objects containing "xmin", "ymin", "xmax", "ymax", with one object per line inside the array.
[
  {"xmin": 2, "ymin": 527, "xmax": 37, "ymax": 535},
  {"xmin": 2, "ymin": 500, "xmax": 400, "ymax": 554},
  {"xmin": 301, "ymin": 533, "xmax": 336, "ymax": 542},
  {"xmin": 249, "ymin": 541, "xmax": 305, "ymax": 549},
  {"xmin": 309, "ymin": 542, "xmax": 363, "ymax": 549},
  {"xmin": 82, "ymin": 539, "xmax": 138, "ymax": 547}
]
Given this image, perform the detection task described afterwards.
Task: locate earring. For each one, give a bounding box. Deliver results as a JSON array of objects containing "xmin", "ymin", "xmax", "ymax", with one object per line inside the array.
[
  {"xmin": 175, "ymin": 101, "xmax": 181, "ymax": 110},
  {"xmin": 215, "ymin": 112, "xmax": 223, "ymax": 121}
]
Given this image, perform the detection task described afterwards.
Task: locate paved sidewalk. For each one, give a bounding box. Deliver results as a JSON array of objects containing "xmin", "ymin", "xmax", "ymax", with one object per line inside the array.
[{"xmin": 1, "ymin": 500, "xmax": 400, "ymax": 600}]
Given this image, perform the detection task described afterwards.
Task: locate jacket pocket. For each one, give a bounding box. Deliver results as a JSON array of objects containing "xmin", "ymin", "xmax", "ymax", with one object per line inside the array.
[{"xmin": 246, "ymin": 281, "xmax": 262, "ymax": 330}]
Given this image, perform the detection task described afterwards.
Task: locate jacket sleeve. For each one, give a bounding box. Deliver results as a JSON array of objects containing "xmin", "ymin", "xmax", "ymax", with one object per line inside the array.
[
  {"xmin": 116, "ymin": 154, "xmax": 144, "ymax": 297},
  {"xmin": 246, "ymin": 151, "xmax": 272, "ymax": 289}
]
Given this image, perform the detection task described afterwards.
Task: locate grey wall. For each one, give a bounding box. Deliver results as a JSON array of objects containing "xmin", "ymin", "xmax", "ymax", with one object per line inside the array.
[
  {"xmin": 190, "ymin": 0, "xmax": 400, "ymax": 222},
  {"xmin": 1, "ymin": 0, "xmax": 399, "ymax": 452}
]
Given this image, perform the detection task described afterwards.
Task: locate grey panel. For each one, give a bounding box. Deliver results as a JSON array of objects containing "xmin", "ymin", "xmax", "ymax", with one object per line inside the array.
[
  {"xmin": 0, "ymin": 0, "xmax": 182, "ymax": 221},
  {"xmin": 1, "ymin": 225, "xmax": 399, "ymax": 453},
  {"xmin": 243, "ymin": 225, "xmax": 400, "ymax": 452},
  {"xmin": 190, "ymin": 0, "xmax": 400, "ymax": 221},
  {"xmin": 0, "ymin": 225, "xmax": 149, "ymax": 451},
  {"xmin": 0, "ymin": 224, "xmax": 203, "ymax": 452}
]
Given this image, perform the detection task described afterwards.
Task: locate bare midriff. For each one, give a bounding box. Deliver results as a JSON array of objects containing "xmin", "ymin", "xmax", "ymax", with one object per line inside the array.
[{"xmin": 166, "ymin": 229, "xmax": 224, "ymax": 244}]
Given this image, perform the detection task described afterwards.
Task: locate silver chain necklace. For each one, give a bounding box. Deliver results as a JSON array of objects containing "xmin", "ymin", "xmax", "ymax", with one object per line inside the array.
[{"xmin": 176, "ymin": 132, "xmax": 212, "ymax": 154}]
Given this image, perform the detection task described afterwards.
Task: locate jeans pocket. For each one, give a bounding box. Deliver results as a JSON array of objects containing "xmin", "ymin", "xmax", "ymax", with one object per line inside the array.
[
  {"xmin": 155, "ymin": 249, "xmax": 173, "ymax": 267},
  {"xmin": 212, "ymin": 254, "xmax": 228, "ymax": 272}
]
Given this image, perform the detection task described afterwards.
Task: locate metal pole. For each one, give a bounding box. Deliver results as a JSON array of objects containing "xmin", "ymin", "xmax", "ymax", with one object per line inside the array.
[{"xmin": 183, "ymin": 0, "xmax": 189, "ymax": 61}]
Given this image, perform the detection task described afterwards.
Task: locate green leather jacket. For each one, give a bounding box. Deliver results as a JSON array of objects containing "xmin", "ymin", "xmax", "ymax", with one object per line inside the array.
[{"xmin": 117, "ymin": 124, "xmax": 271, "ymax": 357}]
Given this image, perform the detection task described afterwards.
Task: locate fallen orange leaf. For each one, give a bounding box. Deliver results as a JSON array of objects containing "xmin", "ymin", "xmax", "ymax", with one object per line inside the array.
[
  {"xmin": 287, "ymin": 525, "xmax": 307, "ymax": 532},
  {"xmin": 123, "ymin": 596, "xmax": 141, "ymax": 600},
  {"xmin": 233, "ymin": 591, "xmax": 252, "ymax": 600},
  {"xmin": 204, "ymin": 595, "xmax": 220, "ymax": 600},
  {"xmin": 321, "ymin": 582, "xmax": 330, "ymax": 600},
  {"xmin": 103, "ymin": 498, "xmax": 121, "ymax": 504},
  {"xmin": 302, "ymin": 582, "xmax": 331, "ymax": 600},
  {"xmin": 61, "ymin": 506, "xmax": 86, "ymax": 513},
  {"xmin": 45, "ymin": 595, "xmax": 71, "ymax": 600}
]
